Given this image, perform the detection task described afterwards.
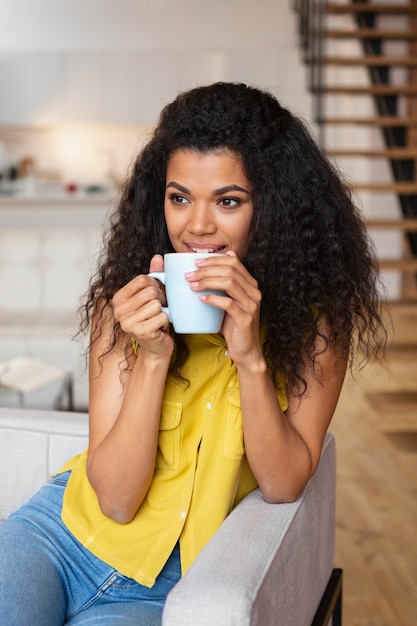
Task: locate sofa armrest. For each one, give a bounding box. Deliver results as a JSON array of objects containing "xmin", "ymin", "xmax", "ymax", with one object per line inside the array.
[
  {"xmin": 163, "ymin": 433, "xmax": 336, "ymax": 626},
  {"xmin": 0, "ymin": 407, "xmax": 88, "ymax": 521}
]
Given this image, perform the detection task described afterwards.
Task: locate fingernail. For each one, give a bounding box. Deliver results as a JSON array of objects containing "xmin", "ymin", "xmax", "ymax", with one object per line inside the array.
[{"xmin": 184, "ymin": 271, "xmax": 195, "ymax": 280}]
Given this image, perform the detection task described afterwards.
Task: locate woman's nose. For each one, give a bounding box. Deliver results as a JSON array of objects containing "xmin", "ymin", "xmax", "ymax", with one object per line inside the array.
[{"xmin": 188, "ymin": 205, "xmax": 216, "ymax": 234}]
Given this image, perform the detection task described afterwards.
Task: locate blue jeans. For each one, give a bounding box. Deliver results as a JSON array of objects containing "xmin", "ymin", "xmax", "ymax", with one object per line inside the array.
[{"xmin": 0, "ymin": 472, "xmax": 181, "ymax": 625}]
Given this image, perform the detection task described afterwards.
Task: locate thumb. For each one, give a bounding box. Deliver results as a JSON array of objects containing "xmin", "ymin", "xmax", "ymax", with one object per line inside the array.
[{"xmin": 149, "ymin": 254, "xmax": 164, "ymax": 273}]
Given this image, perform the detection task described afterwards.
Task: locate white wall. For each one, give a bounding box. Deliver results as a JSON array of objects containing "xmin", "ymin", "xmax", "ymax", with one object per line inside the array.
[
  {"xmin": 0, "ymin": 0, "xmax": 299, "ymax": 51},
  {"xmin": 0, "ymin": 1, "xmax": 404, "ymax": 409},
  {"xmin": 0, "ymin": 1, "xmax": 315, "ymax": 191},
  {"xmin": 0, "ymin": 1, "xmax": 315, "ymax": 410},
  {"xmin": 0, "ymin": 0, "xmax": 314, "ymax": 125}
]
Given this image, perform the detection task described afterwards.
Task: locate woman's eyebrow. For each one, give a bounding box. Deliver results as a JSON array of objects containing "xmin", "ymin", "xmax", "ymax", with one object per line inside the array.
[
  {"xmin": 213, "ymin": 184, "xmax": 249, "ymax": 195},
  {"xmin": 165, "ymin": 182, "xmax": 250, "ymax": 195},
  {"xmin": 166, "ymin": 181, "xmax": 190, "ymax": 194}
]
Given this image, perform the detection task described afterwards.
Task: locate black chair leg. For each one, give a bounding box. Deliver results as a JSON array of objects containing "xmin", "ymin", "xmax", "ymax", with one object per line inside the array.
[{"xmin": 311, "ymin": 568, "xmax": 343, "ymax": 626}]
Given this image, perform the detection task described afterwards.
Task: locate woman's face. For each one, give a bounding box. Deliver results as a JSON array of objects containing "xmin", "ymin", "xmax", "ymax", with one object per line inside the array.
[{"xmin": 164, "ymin": 149, "xmax": 254, "ymax": 259}]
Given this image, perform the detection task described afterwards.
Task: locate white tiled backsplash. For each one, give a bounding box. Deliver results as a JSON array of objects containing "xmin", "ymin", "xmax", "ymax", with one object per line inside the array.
[
  {"xmin": 0, "ymin": 123, "xmax": 152, "ymax": 413},
  {"xmin": 0, "ymin": 229, "xmax": 99, "ymax": 312},
  {"xmin": 0, "ymin": 228, "xmax": 100, "ymax": 410}
]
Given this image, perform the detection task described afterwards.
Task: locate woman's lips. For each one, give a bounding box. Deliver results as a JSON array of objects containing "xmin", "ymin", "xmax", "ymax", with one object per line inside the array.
[{"xmin": 186, "ymin": 244, "xmax": 225, "ymax": 253}]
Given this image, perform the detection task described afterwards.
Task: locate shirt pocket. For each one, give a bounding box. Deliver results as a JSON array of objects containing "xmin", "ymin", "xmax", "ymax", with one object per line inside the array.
[
  {"xmin": 224, "ymin": 389, "xmax": 245, "ymax": 461},
  {"xmin": 156, "ymin": 401, "xmax": 182, "ymax": 470}
]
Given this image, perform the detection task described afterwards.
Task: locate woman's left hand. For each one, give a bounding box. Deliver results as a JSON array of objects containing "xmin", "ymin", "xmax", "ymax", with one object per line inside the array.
[{"xmin": 185, "ymin": 251, "xmax": 263, "ymax": 365}]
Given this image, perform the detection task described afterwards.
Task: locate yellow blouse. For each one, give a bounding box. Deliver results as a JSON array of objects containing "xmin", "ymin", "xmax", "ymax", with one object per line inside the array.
[{"xmin": 60, "ymin": 333, "xmax": 288, "ymax": 587}]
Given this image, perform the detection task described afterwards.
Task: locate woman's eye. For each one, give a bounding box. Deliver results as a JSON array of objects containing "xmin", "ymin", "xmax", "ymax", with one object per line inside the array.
[
  {"xmin": 219, "ymin": 197, "xmax": 239, "ymax": 208},
  {"xmin": 170, "ymin": 194, "xmax": 189, "ymax": 205}
]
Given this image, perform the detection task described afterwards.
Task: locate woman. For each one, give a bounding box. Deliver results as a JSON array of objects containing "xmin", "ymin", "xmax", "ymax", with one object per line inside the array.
[{"xmin": 0, "ymin": 82, "xmax": 387, "ymax": 625}]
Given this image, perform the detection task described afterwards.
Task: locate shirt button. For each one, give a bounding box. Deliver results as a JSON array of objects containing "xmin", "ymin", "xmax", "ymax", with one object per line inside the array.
[
  {"xmin": 206, "ymin": 402, "xmax": 212, "ymax": 410},
  {"xmin": 225, "ymin": 350, "xmax": 229, "ymax": 358},
  {"xmin": 180, "ymin": 511, "xmax": 186, "ymax": 519}
]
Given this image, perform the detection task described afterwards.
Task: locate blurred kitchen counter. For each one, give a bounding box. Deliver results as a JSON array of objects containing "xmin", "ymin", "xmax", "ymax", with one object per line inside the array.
[
  {"xmin": 0, "ymin": 191, "xmax": 117, "ymax": 229},
  {"xmin": 0, "ymin": 311, "xmax": 78, "ymax": 335}
]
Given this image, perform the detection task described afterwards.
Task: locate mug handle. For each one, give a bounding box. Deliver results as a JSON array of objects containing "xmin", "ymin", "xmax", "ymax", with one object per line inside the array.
[{"xmin": 148, "ymin": 271, "xmax": 170, "ymax": 320}]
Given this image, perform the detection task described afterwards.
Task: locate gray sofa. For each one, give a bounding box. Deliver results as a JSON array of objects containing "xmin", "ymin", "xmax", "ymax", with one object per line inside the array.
[{"xmin": 0, "ymin": 407, "xmax": 341, "ymax": 625}]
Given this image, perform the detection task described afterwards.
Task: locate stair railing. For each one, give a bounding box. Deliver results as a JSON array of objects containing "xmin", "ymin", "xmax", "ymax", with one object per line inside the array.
[
  {"xmin": 293, "ymin": 0, "xmax": 417, "ymax": 263},
  {"xmin": 293, "ymin": 0, "xmax": 327, "ymax": 135}
]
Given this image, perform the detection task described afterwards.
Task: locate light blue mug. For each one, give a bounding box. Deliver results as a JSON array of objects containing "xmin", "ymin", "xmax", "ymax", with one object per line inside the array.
[{"xmin": 149, "ymin": 253, "xmax": 226, "ymax": 334}]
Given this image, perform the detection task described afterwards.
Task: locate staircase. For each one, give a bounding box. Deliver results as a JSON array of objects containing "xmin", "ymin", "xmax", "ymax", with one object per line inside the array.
[{"xmin": 293, "ymin": 0, "xmax": 417, "ymax": 310}]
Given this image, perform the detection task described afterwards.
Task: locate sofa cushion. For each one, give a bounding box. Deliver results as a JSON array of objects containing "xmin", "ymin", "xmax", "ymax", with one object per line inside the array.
[{"xmin": 0, "ymin": 408, "xmax": 88, "ymax": 521}]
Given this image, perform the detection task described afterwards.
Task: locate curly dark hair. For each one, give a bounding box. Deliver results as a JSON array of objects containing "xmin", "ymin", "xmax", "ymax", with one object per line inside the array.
[{"xmin": 79, "ymin": 81, "xmax": 387, "ymax": 394}]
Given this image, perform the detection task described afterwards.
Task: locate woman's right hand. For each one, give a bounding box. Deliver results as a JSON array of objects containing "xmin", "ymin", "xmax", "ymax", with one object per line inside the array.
[{"xmin": 111, "ymin": 254, "xmax": 174, "ymax": 359}]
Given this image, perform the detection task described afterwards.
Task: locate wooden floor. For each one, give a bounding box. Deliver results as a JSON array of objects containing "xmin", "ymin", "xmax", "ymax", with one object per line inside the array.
[{"xmin": 331, "ymin": 308, "xmax": 417, "ymax": 625}]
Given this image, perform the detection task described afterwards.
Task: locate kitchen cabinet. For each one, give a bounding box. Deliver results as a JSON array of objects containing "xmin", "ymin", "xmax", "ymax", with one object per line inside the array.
[
  {"xmin": 0, "ymin": 52, "xmax": 66, "ymax": 124},
  {"xmin": 0, "ymin": 52, "xmax": 108, "ymax": 125},
  {"xmin": 100, "ymin": 50, "xmax": 179, "ymax": 125},
  {"xmin": 61, "ymin": 53, "xmax": 105, "ymax": 123},
  {"xmin": 0, "ymin": 50, "xmax": 180, "ymax": 125},
  {"xmin": 0, "ymin": 47, "xmax": 234, "ymax": 125}
]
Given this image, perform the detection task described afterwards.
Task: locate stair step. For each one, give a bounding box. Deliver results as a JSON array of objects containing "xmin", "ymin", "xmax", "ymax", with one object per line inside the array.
[
  {"xmin": 324, "ymin": 56, "xmax": 417, "ymax": 67},
  {"xmin": 325, "ymin": 28, "xmax": 417, "ymax": 40},
  {"xmin": 386, "ymin": 299, "xmax": 417, "ymax": 312},
  {"xmin": 378, "ymin": 258, "xmax": 417, "ymax": 271},
  {"xmin": 352, "ymin": 182, "xmax": 417, "ymax": 193},
  {"xmin": 366, "ymin": 218, "xmax": 417, "ymax": 232},
  {"xmin": 328, "ymin": 148, "xmax": 417, "ymax": 159},
  {"xmin": 321, "ymin": 116, "xmax": 417, "ymax": 127},
  {"xmin": 326, "ymin": 3, "xmax": 417, "ymax": 14},
  {"xmin": 318, "ymin": 85, "xmax": 417, "ymax": 96}
]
